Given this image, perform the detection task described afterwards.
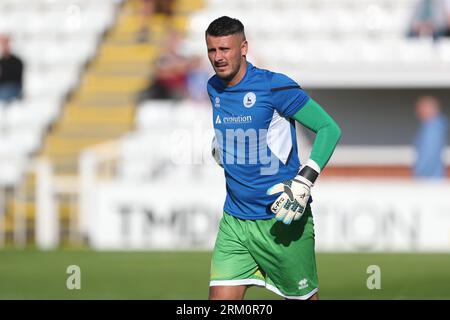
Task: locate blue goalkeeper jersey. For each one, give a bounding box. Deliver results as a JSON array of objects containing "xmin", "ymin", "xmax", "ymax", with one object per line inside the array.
[{"xmin": 207, "ymin": 62, "xmax": 310, "ymax": 220}]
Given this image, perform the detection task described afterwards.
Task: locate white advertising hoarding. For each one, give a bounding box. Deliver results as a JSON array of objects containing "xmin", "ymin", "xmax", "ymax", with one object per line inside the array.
[
  {"xmin": 86, "ymin": 176, "xmax": 450, "ymax": 252},
  {"xmin": 312, "ymin": 180, "xmax": 450, "ymax": 252},
  {"xmin": 87, "ymin": 169, "xmax": 226, "ymax": 250}
]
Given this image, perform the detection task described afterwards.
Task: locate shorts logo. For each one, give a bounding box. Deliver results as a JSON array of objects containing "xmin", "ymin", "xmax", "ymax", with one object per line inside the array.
[
  {"xmin": 243, "ymin": 92, "xmax": 256, "ymax": 108},
  {"xmin": 298, "ymin": 278, "xmax": 308, "ymax": 290},
  {"xmin": 215, "ymin": 97, "xmax": 220, "ymax": 108}
]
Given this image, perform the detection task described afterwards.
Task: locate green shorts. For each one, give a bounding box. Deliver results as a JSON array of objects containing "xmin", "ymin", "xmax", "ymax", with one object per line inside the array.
[{"xmin": 210, "ymin": 206, "xmax": 318, "ymax": 299}]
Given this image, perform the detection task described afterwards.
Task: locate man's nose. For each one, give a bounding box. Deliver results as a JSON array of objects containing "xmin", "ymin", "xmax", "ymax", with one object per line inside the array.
[{"xmin": 215, "ymin": 51, "xmax": 224, "ymax": 62}]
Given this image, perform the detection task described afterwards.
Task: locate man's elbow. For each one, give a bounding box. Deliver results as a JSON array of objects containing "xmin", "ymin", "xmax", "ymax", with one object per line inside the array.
[{"xmin": 332, "ymin": 121, "xmax": 342, "ymax": 143}]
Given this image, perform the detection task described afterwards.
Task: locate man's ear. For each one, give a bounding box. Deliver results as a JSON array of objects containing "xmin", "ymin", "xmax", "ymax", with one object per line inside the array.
[{"xmin": 241, "ymin": 40, "xmax": 248, "ymax": 57}]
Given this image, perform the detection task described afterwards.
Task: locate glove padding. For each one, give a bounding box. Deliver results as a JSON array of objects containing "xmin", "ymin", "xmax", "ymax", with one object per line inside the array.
[
  {"xmin": 211, "ymin": 136, "xmax": 223, "ymax": 168},
  {"xmin": 267, "ymin": 175, "xmax": 312, "ymax": 225}
]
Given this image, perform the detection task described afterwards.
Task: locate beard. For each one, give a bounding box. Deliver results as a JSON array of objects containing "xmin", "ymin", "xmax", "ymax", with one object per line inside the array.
[{"xmin": 216, "ymin": 64, "xmax": 240, "ymax": 83}]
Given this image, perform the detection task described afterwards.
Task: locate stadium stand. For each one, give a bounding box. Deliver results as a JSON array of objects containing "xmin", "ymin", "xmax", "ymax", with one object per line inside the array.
[
  {"xmin": 185, "ymin": 0, "xmax": 450, "ymax": 87},
  {"xmin": 0, "ymin": 0, "xmax": 448, "ymax": 248},
  {"xmin": 0, "ymin": 0, "xmax": 122, "ymax": 246},
  {"xmin": 0, "ymin": 0, "xmax": 204, "ymax": 247},
  {"xmin": 0, "ymin": 0, "xmax": 116, "ymax": 186}
]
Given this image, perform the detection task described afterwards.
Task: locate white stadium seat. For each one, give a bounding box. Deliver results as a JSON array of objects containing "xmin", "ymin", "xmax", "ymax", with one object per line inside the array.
[
  {"xmin": 182, "ymin": 0, "xmax": 450, "ymax": 88},
  {"xmin": 0, "ymin": 0, "xmax": 119, "ymax": 186}
]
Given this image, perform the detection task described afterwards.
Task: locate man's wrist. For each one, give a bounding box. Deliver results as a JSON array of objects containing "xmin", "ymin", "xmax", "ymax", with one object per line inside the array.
[
  {"xmin": 304, "ymin": 159, "xmax": 321, "ymax": 174},
  {"xmin": 296, "ymin": 159, "xmax": 321, "ymax": 186}
]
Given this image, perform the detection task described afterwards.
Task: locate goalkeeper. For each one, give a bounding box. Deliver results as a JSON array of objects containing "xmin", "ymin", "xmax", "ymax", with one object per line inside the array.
[{"xmin": 206, "ymin": 16, "xmax": 341, "ymax": 300}]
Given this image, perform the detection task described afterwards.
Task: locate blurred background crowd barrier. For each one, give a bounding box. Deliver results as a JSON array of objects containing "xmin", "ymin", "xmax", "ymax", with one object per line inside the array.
[{"xmin": 0, "ymin": 0, "xmax": 449, "ymax": 252}]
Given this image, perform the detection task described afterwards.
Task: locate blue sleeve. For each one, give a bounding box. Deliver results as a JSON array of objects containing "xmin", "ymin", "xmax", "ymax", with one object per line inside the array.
[
  {"xmin": 207, "ymin": 78, "xmax": 215, "ymax": 103},
  {"xmin": 206, "ymin": 78, "xmax": 213, "ymax": 95},
  {"xmin": 270, "ymin": 73, "xmax": 310, "ymax": 118}
]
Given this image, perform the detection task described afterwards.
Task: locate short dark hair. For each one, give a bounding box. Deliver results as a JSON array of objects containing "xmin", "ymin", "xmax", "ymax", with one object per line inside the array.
[{"xmin": 205, "ymin": 16, "xmax": 245, "ymax": 38}]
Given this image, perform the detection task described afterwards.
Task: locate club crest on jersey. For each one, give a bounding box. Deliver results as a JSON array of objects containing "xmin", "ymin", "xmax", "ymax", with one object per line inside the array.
[
  {"xmin": 214, "ymin": 96, "xmax": 220, "ymax": 108},
  {"xmin": 243, "ymin": 92, "xmax": 256, "ymax": 108}
]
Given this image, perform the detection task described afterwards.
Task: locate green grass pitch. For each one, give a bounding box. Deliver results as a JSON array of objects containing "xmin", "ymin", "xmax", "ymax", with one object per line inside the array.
[{"xmin": 0, "ymin": 250, "xmax": 449, "ymax": 299}]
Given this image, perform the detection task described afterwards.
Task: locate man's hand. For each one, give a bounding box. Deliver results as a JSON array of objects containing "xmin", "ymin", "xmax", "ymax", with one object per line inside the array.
[
  {"xmin": 211, "ymin": 136, "xmax": 223, "ymax": 168},
  {"xmin": 266, "ymin": 162, "xmax": 320, "ymax": 225}
]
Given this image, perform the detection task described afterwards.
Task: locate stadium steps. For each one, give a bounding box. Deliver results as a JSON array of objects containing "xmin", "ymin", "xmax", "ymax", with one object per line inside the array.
[
  {"xmin": 1, "ymin": 172, "xmax": 36, "ymax": 246},
  {"xmin": 39, "ymin": 0, "xmax": 204, "ymax": 175},
  {"xmin": 70, "ymin": 92, "xmax": 139, "ymax": 106},
  {"xmin": 110, "ymin": 0, "xmax": 202, "ymax": 41},
  {"xmin": 43, "ymin": 137, "xmax": 118, "ymax": 156},
  {"xmin": 0, "ymin": 0, "xmax": 205, "ymax": 248},
  {"xmin": 40, "ymin": 10, "xmax": 158, "ymax": 176},
  {"xmin": 56, "ymin": 105, "xmax": 135, "ymax": 124},
  {"xmin": 3, "ymin": 0, "xmax": 205, "ymax": 248},
  {"xmin": 52, "ymin": 123, "xmax": 133, "ymax": 138},
  {"xmin": 2, "ymin": 200, "xmax": 79, "ymax": 247}
]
